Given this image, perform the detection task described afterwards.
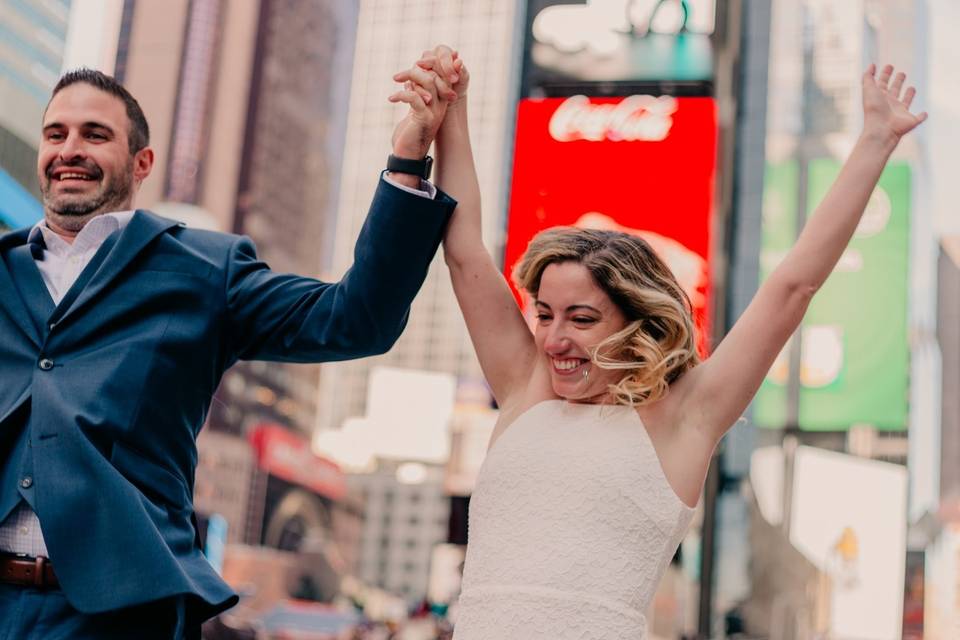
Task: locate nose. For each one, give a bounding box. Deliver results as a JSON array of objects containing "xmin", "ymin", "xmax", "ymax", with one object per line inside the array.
[
  {"xmin": 543, "ymin": 322, "xmax": 571, "ymax": 355},
  {"xmin": 59, "ymin": 131, "xmax": 87, "ymax": 162}
]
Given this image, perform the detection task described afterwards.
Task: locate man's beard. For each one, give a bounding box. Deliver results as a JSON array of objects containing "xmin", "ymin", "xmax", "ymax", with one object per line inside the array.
[{"xmin": 41, "ymin": 159, "xmax": 134, "ymax": 232}]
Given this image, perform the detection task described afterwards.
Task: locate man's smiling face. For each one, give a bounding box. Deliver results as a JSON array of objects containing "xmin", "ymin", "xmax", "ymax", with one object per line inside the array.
[{"xmin": 38, "ymin": 83, "xmax": 152, "ymax": 233}]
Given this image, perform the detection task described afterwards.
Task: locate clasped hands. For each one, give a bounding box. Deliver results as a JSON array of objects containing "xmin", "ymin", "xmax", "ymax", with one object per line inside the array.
[{"xmin": 389, "ymin": 45, "xmax": 469, "ymax": 164}]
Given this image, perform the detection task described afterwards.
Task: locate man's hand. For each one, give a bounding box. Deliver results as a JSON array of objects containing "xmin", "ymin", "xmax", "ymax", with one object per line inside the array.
[{"xmin": 389, "ymin": 58, "xmax": 456, "ymax": 161}]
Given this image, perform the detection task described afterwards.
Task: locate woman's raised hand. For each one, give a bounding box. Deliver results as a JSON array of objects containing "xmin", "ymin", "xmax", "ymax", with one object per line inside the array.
[
  {"xmin": 415, "ymin": 45, "xmax": 469, "ymax": 107},
  {"xmin": 862, "ymin": 64, "xmax": 927, "ymax": 142}
]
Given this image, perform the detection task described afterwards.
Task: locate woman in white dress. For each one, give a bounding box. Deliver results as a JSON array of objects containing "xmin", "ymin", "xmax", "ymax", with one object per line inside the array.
[{"xmin": 391, "ymin": 49, "xmax": 925, "ymax": 639}]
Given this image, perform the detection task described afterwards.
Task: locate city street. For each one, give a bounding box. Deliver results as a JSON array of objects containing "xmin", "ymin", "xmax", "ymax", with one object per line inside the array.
[{"xmin": 1, "ymin": 0, "xmax": 957, "ymax": 638}]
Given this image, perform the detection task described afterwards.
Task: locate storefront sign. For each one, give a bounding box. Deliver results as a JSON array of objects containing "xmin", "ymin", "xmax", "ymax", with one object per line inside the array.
[{"xmin": 249, "ymin": 423, "xmax": 347, "ymax": 500}]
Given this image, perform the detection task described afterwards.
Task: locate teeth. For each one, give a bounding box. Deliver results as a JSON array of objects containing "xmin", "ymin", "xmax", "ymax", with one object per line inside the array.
[
  {"xmin": 58, "ymin": 173, "xmax": 91, "ymax": 180},
  {"xmin": 554, "ymin": 359, "xmax": 582, "ymax": 371}
]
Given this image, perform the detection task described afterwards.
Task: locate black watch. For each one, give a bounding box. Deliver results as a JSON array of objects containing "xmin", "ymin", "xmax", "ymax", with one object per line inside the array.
[{"xmin": 387, "ymin": 154, "xmax": 432, "ymax": 180}]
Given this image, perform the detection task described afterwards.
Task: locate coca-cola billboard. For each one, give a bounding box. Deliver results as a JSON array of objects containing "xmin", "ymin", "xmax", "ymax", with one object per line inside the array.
[
  {"xmin": 548, "ymin": 94, "xmax": 678, "ymax": 142},
  {"xmin": 505, "ymin": 95, "xmax": 718, "ymax": 352}
]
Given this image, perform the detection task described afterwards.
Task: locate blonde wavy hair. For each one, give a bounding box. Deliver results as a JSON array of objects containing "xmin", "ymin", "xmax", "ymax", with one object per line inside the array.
[{"xmin": 514, "ymin": 227, "xmax": 701, "ymax": 406}]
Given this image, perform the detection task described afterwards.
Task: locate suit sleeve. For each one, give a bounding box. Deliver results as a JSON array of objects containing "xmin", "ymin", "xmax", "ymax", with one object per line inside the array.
[{"xmin": 224, "ymin": 176, "xmax": 456, "ymax": 363}]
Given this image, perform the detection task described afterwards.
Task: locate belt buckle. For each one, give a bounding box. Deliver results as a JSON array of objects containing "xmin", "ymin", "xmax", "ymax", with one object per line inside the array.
[{"xmin": 33, "ymin": 555, "xmax": 46, "ymax": 588}]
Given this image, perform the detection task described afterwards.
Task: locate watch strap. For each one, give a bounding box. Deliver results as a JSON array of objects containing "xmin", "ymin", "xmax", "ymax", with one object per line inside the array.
[{"xmin": 387, "ymin": 154, "xmax": 432, "ymax": 180}]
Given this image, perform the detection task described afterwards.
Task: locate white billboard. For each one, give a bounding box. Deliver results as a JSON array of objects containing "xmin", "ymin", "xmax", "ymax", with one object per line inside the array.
[
  {"xmin": 790, "ymin": 446, "xmax": 908, "ymax": 640},
  {"xmin": 315, "ymin": 366, "xmax": 456, "ymax": 468}
]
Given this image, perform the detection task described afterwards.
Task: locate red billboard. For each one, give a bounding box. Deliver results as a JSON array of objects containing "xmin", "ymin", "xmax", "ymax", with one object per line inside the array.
[
  {"xmin": 249, "ymin": 423, "xmax": 347, "ymax": 501},
  {"xmin": 504, "ymin": 95, "xmax": 718, "ymax": 352}
]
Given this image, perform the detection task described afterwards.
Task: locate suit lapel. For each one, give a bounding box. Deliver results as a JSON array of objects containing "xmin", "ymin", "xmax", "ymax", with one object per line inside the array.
[
  {"xmin": 50, "ymin": 210, "xmax": 179, "ymax": 325},
  {"xmin": 0, "ymin": 228, "xmax": 47, "ymax": 347},
  {"xmin": 8, "ymin": 244, "xmax": 56, "ymax": 327}
]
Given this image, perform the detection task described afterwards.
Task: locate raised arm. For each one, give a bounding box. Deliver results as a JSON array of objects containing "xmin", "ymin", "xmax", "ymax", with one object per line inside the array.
[
  {"xmin": 226, "ymin": 56, "xmax": 458, "ymax": 364},
  {"xmin": 677, "ymin": 64, "xmax": 926, "ymax": 442},
  {"xmin": 393, "ymin": 48, "xmax": 537, "ymax": 406}
]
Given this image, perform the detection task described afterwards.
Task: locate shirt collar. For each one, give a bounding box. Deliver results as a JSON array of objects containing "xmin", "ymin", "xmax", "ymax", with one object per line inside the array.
[{"xmin": 28, "ymin": 211, "xmax": 136, "ymax": 257}]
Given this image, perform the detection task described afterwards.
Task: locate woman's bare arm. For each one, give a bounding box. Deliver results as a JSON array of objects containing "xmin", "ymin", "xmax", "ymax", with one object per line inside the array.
[
  {"xmin": 675, "ymin": 64, "xmax": 926, "ymax": 444},
  {"xmin": 393, "ymin": 49, "xmax": 538, "ymax": 406}
]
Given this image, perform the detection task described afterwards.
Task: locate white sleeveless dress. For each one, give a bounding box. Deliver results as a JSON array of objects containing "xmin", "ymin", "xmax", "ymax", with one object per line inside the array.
[{"xmin": 454, "ymin": 400, "xmax": 695, "ymax": 640}]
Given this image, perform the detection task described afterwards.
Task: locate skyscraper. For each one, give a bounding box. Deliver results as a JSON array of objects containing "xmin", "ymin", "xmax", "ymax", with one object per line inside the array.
[
  {"xmin": 316, "ymin": 0, "xmax": 522, "ymax": 436},
  {"xmin": 215, "ymin": 0, "xmax": 359, "ymax": 438},
  {"xmin": 0, "ymin": 0, "xmax": 71, "ymax": 228},
  {"xmin": 118, "ymin": 0, "xmax": 358, "ymax": 437},
  {"xmin": 348, "ymin": 459, "xmax": 449, "ymax": 601}
]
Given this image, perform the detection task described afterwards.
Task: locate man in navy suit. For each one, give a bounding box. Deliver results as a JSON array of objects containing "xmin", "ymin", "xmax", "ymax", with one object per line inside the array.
[{"xmin": 0, "ymin": 59, "xmax": 458, "ymax": 638}]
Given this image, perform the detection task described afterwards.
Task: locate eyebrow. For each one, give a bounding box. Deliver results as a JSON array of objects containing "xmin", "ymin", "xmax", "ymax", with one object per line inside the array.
[
  {"xmin": 534, "ymin": 300, "xmax": 602, "ymax": 314},
  {"xmin": 43, "ymin": 121, "xmax": 115, "ymax": 135}
]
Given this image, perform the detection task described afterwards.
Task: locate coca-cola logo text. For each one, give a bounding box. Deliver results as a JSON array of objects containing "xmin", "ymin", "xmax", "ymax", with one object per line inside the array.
[{"xmin": 548, "ymin": 95, "xmax": 678, "ymax": 142}]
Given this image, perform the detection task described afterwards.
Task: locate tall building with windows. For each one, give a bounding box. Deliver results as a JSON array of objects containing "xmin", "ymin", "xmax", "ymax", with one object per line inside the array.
[
  {"xmin": 316, "ymin": 0, "xmax": 522, "ymax": 435},
  {"xmin": 117, "ymin": 0, "xmax": 359, "ymax": 438},
  {"xmin": 348, "ymin": 460, "xmax": 449, "ymax": 601},
  {"xmin": 0, "ymin": 0, "xmax": 72, "ymax": 229},
  {"xmin": 118, "ymin": 0, "xmax": 259, "ymax": 233},
  {"xmin": 61, "ymin": 0, "xmax": 125, "ymax": 76}
]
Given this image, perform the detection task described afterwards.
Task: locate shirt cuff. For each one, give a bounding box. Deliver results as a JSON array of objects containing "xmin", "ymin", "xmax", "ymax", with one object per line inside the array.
[{"xmin": 383, "ymin": 172, "xmax": 437, "ymax": 199}]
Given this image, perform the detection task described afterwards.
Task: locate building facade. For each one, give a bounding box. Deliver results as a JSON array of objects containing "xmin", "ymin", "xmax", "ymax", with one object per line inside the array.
[
  {"xmin": 348, "ymin": 460, "xmax": 449, "ymax": 602},
  {"xmin": 117, "ymin": 0, "xmax": 358, "ymax": 438},
  {"xmin": 0, "ymin": 0, "xmax": 72, "ymax": 228},
  {"xmin": 316, "ymin": 0, "xmax": 522, "ymax": 434}
]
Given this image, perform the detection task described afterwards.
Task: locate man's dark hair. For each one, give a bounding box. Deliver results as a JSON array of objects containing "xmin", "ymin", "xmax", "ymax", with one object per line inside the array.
[{"xmin": 50, "ymin": 68, "xmax": 150, "ymax": 154}]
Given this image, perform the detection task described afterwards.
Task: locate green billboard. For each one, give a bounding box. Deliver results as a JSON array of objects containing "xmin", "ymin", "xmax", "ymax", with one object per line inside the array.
[{"xmin": 754, "ymin": 160, "xmax": 911, "ymax": 431}]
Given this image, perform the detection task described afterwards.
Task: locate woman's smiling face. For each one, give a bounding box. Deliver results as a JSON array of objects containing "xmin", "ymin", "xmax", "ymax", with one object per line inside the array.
[{"xmin": 533, "ymin": 261, "xmax": 628, "ymax": 403}]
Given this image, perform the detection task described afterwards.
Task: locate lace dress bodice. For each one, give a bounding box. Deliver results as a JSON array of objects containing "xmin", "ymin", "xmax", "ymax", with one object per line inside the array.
[{"xmin": 454, "ymin": 400, "xmax": 695, "ymax": 639}]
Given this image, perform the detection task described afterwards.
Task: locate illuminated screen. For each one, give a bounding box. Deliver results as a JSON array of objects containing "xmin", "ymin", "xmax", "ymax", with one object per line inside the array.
[
  {"xmin": 753, "ymin": 161, "xmax": 911, "ymax": 431},
  {"xmin": 504, "ymin": 95, "xmax": 718, "ymax": 352}
]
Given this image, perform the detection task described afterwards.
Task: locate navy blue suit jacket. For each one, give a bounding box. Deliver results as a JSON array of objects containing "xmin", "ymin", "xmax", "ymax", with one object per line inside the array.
[{"xmin": 0, "ymin": 177, "xmax": 454, "ymax": 621}]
